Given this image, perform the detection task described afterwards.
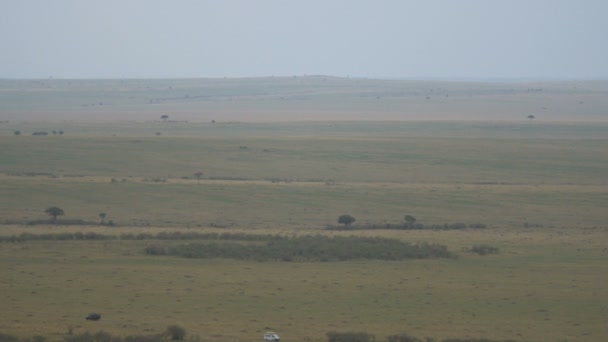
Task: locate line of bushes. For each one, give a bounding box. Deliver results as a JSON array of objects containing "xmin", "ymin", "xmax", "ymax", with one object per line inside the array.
[
  {"xmin": 465, "ymin": 244, "xmax": 500, "ymax": 256},
  {"xmin": 0, "ymin": 330, "xmax": 515, "ymax": 342},
  {"xmin": 145, "ymin": 235, "xmax": 455, "ymax": 261},
  {"xmin": 0, "ymin": 328, "xmax": 186, "ymax": 342},
  {"xmin": 25, "ymin": 219, "xmax": 97, "ymax": 226},
  {"xmin": 0, "ymin": 232, "xmax": 286, "ymax": 243},
  {"xmin": 121, "ymin": 231, "xmax": 283, "ymax": 241},
  {"xmin": 327, "ymin": 223, "xmax": 487, "ymax": 231},
  {"xmin": 0, "ymin": 232, "xmax": 115, "ymax": 242},
  {"xmin": 327, "ymin": 331, "xmax": 515, "ymax": 342},
  {"xmin": 0, "ymin": 232, "xmax": 455, "ymax": 261}
]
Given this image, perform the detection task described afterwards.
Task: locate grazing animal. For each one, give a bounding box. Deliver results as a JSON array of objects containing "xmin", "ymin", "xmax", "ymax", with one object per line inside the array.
[{"xmin": 85, "ymin": 313, "xmax": 101, "ymax": 321}]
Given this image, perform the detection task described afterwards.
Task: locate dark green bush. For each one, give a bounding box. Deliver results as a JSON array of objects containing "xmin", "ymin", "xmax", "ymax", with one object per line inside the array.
[
  {"xmin": 327, "ymin": 222, "xmax": 487, "ymax": 231},
  {"xmin": 64, "ymin": 332, "xmax": 95, "ymax": 342},
  {"xmin": 442, "ymin": 339, "xmax": 515, "ymax": 342},
  {"xmin": 165, "ymin": 325, "xmax": 186, "ymax": 340},
  {"xmin": 63, "ymin": 331, "xmax": 169, "ymax": 342},
  {"xmin": 28, "ymin": 336, "xmax": 47, "ymax": 342},
  {"xmin": 468, "ymin": 245, "xmax": 500, "ymax": 256},
  {"xmin": 327, "ymin": 331, "xmax": 375, "ymax": 342},
  {"xmin": 0, "ymin": 332, "xmax": 19, "ymax": 342},
  {"xmin": 149, "ymin": 235, "xmax": 454, "ymax": 261},
  {"xmin": 123, "ymin": 335, "xmax": 163, "ymax": 342},
  {"xmin": 387, "ymin": 333, "xmax": 424, "ymax": 342}
]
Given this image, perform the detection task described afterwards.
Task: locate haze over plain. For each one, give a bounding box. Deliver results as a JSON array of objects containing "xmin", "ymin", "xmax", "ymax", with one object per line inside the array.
[{"xmin": 1, "ymin": 0, "xmax": 607, "ymax": 80}]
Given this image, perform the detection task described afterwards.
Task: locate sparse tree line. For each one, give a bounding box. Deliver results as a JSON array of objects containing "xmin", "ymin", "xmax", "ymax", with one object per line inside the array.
[
  {"xmin": 13, "ymin": 129, "xmax": 64, "ymax": 136},
  {"xmin": 3, "ymin": 207, "xmax": 496, "ymax": 257},
  {"xmin": 0, "ymin": 232, "xmax": 454, "ymax": 261},
  {"xmin": 0, "ymin": 324, "xmax": 188, "ymax": 342},
  {"xmin": 0, "ymin": 231, "xmax": 278, "ymax": 243},
  {"xmin": 327, "ymin": 331, "xmax": 515, "ymax": 342},
  {"xmin": 331, "ymin": 214, "xmax": 487, "ymax": 231},
  {"xmin": 0, "ymin": 328, "xmax": 516, "ymax": 342},
  {"xmin": 20, "ymin": 207, "xmax": 115, "ymax": 226}
]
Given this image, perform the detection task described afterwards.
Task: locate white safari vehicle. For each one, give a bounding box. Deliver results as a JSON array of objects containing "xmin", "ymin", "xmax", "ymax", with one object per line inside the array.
[{"xmin": 263, "ymin": 331, "xmax": 280, "ymax": 341}]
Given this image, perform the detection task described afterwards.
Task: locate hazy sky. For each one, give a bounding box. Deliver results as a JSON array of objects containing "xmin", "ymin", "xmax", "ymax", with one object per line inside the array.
[{"xmin": 1, "ymin": 0, "xmax": 607, "ymax": 79}]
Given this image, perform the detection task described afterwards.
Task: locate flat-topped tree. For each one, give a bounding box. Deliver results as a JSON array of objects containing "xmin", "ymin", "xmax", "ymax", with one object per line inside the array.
[
  {"xmin": 338, "ymin": 214, "xmax": 355, "ymax": 227},
  {"xmin": 194, "ymin": 171, "xmax": 204, "ymax": 184},
  {"xmin": 405, "ymin": 215, "xmax": 416, "ymax": 227},
  {"xmin": 45, "ymin": 207, "xmax": 64, "ymax": 222}
]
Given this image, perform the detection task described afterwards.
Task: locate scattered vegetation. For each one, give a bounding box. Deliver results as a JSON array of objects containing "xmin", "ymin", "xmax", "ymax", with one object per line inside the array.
[
  {"xmin": 0, "ymin": 332, "xmax": 19, "ymax": 342},
  {"xmin": 142, "ymin": 177, "xmax": 168, "ymax": 183},
  {"xmin": 0, "ymin": 329, "xmax": 516, "ymax": 342},
  {"xmin": 386, "ymin": 333, "xmax": 425, "ymax": 342},
  {"xmin": 466, "ymin": 244, "xmax": 500, "ymax": 256},
  {"xmin": 326, "ymin": 332, "xmax": 516, "ymax": 342},
  {"xmin": 165, "ymin": 325, "xmax": 186, "ymax": 341},
  {"xmin": 0, "ymin": 231, "xmax": 455, "ymax": 260},
  {"xmin": 63, "ymin": 330, "xmax": 167, "ymax": 342},
  {"xmin": 327, "ymin": 331, "xmax": 375, "ymax": 342},
  {"xmin": 0, "ymin": 231, "xmax": 277, "ymax": 242},
  {"xmin": 0, "ymin": 232, "xmax": 115, "ymax": 242},
  {"xmin": 327, "ymin": 222, "xmax": 487, "ymax": 231},
  {"xmin": 24, "ymin": 219, "xmax": 97, "ymax": 226}
]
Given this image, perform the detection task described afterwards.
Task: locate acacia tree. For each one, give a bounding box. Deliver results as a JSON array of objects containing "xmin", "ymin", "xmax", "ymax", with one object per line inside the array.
[
  {"xmin": 404, "ymin": 215, "xmax": 416, "ymax": 227},
  {"xmin": 338, "ymin": 214, "xmax": 355, "ymax": 227},
  {"xmin": 194, "ymin": 171, "xmax": 204, "ymax": 185},
  {"xmin": 45, "ymin": 207, "xmax": 64, "ymax": 222},
  {"xmin": 527, "ymin": 115, "xmax": 535, "ymax": 120},
  {"xmin": 99, "ymin": 212, "xmax": 106, "ymax": 224}
]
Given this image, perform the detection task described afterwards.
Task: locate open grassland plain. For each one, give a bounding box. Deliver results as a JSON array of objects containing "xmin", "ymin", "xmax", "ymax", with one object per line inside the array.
[
  {"xmin": 1, "ymin": 78, "xmax": 608, "ymax": 341},
  {"xmin": 1, "ymin": 77, "xmax": 608, "ymax": 122},
  {"xmin": 0, "ymin": 227, "xmax": 607, "ymax": 342},
  {"xmin": 1, "ymin": 127, "xmax": 607, "ymax": 229}
]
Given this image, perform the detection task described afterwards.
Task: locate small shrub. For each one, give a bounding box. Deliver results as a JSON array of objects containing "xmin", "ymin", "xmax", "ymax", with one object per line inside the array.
[
  {"xmin": 338, "ymin": 214, "xmax": 356, "ymax": 227},
  {"xmin": 29, "ymin": 336, "xmax": 47, "ymax": 342},
  {"xmin": 93, "ymin": 331, "xmax": 113, "ymax": 342},
  {"xmin": 144, "ymin": 245, "xmax": 168, "ymax": 255},
  {"xmin": 387, "ymin": 333, "xmax": 424, "ymax": 342},
  {"xmin": 446, "ymin": 223, "xmax": 467, "ymax": 230},
  {"xmin": 166, "ymin": 325, "xmax": 186, "ymax": 340},
  {"xmin": 327, "ymin": 331, "xmax": 375, "ymax": 342},
  {"xmin": 442, "ymin": 339, "xmax": 516, "ymax": 342},
  {"xmin": 124, "ymin": 335, "xmax": 163, "ymax": 342},
  {"xmin": 64, "ymin": 332, "xmax": 94, "ymax": 342},
  {"xmin": 469, "ymin": 244, "xmax": 499, "ymax": 256},
  {"xmin": 0, "ymin": 332, "xmax": 19, "ymax": 342}
]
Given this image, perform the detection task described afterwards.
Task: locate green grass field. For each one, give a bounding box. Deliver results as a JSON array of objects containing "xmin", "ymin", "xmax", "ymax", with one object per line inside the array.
[{"xmin": 1, "ymin": 78, "xmax": 607, "ymax": 341}]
